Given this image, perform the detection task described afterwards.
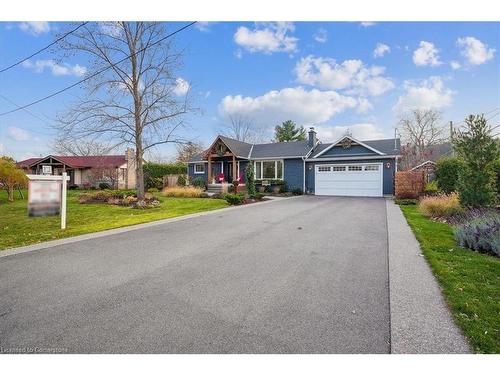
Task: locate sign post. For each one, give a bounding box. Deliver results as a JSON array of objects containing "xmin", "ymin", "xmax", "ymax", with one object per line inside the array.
[{"xmin": 27, "ymin": 173, "xmax": 70, "ymax": 230}]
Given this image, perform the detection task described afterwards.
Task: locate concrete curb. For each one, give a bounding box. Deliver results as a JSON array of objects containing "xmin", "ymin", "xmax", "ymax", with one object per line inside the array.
[
  {"xmin": 386, "ymin": 200, "xmax": 470, "ymax": 353},
  {"xmin": 0, "ymin": 195, "xmax": 300, "ymax": 259}
]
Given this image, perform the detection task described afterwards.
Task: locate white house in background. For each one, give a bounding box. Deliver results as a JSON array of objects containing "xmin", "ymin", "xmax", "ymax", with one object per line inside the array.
[{"xmin": 17, "ymin": 149, "xmax": 136, "ymax": 189}]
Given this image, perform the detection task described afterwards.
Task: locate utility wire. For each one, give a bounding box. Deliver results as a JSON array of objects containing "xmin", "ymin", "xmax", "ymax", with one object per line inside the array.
[
  {"xmin": 0, "ymin": 21, "xmax": 196, "ymax": 117},
  {"xmin": 0, "ymin": 22, "xmax": 89, "ymax": 74}
]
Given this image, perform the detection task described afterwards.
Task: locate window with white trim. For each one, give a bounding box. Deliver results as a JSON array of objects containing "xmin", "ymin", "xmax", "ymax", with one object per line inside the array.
[
  {"xmin": 194, "ymin": 163, "xmax": 205, "ymax": 174},
  {"xmin": 332, "ymin": 166, "xmax": 346, "ymax": 172},
  {"xmin": 364, "ymin": 165, "xmax": 379, "ymax": 171},
  {"xmin": 254, "ymin": 160, "xmax": 284, "ymax": 179},
  {"xmin": 348, "ymin": 165, "xmax": 362, "ymax": 171},
  {"xmin": 318, "ymin": 166, "xmax": 331, "ymax": 172}
]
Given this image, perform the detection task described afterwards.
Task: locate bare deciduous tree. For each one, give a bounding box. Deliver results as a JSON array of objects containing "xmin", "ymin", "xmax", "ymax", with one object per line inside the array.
[
  {"xmin": 54, "ymin": 22, "xmax": 193, "ymax": 199},
  {"xmin": 51, "ymin": 136, "xmax": 118, "ymax": 156},
  {"xmin": 176, "ymin": 141, "xmax": 204, "ymax": 163},
  {"xmin": 399, "ymin": 109, "xmax": 445, "ymax": 166},
  {"xmin": 221, "ymin": 114, "xmax": 264, "ymax": 143}
]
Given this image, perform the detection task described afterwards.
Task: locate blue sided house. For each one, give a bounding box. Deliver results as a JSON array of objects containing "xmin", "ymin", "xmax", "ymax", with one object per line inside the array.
[{"xmin": 188, "ymin": 128, "xmax": 401, "ymax": 197}]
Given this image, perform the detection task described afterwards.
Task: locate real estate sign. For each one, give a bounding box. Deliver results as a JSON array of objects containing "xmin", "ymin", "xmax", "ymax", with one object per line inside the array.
[{"xmin": 28, "ymin": 180, "xmax": 61, "ymax": 217}]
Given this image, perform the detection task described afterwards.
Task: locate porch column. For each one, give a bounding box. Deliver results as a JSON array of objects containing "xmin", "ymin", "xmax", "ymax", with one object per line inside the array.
[
  {"xmin": 232, "ymin": 155, "xmax": 237, "ymax": 182},
  {"xmin": 207, "ymin": 153, "xmax": 212, "ymax": 184}
]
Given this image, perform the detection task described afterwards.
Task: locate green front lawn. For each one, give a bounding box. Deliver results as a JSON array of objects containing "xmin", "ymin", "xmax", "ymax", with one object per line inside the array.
[
  {"xmin": 0, "ymin": 189, "xmax": 228, "ymax": 250},
  {"xmin": 400, "ymin": 205, "xmax": 500, "ymax": 353}
]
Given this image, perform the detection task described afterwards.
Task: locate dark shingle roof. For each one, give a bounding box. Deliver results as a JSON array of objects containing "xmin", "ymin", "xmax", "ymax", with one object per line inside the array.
[
  {"xmin": 218, "ymin": 136, "xmax": 253, "ymax": 158},
  {"xmin": 188, "ymin": 135, "xmax": 401, "ymax": 162},
  {"xmin": 308, "ymin": 138, "xmax": 401, "ymax": 158},
  {"xmin": 250, "ymin": 141, "xmax": 311, "ymax": 158}
]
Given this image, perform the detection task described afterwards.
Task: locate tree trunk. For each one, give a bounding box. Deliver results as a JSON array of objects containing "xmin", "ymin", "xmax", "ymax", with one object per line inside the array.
[
  {"xmin": 135, "ymin": 144, "xmax": 145, "ymax": 200},
  {"xmin": 7, "ymin": 186, "xmax": 14, "ymax": 202}
]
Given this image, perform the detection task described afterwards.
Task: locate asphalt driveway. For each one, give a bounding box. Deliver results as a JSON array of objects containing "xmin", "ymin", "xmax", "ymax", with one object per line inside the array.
[{"xmin": 0, "ymin": 196, "xmax": 390, "ymax": 353}]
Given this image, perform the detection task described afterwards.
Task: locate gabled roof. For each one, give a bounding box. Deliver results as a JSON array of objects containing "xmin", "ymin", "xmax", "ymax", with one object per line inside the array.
[
  {"xmin": 312, "ymin": 135, "xmax": 386, "ymax": 158},
  {"xmin": 218, "ymin": 135, "xmax": 253, "ymax": 158},
  {"xmin": 410, "ymin": 160, "xmax": 437, "ymax": 171},
  {"xmin": 188, "ymin": 135, "xmax": 400, "ymax": 162},
  {"xmin": 309, "ymin": 137, "xmax": 400, "ymax": 158},
  {"xmin": 17, "ymin": 155, "xmax": 127, "ymax": 169}
]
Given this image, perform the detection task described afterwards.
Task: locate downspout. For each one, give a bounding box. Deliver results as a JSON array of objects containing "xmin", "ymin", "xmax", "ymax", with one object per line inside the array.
[{"xmin": 302, "ymin": 156, "xmax": 306, "ymax": 193}]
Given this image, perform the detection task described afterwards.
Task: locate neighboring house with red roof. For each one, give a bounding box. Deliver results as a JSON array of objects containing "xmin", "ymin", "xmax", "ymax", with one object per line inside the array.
[{"xmin": 17, "ymin": 149, "xmax": 136, "ymax": 189}]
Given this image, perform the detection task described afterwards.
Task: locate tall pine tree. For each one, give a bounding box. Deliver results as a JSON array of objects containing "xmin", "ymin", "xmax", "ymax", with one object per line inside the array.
[{"xmin": 274, "ymin": 120, "xmax": 307, "ymax": 142}]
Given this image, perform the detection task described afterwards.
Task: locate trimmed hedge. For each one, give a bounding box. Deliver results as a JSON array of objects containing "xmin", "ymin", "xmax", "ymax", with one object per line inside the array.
[{"xmin": 143, "ymin": 162, "xmax": 187, "ymax": 190}]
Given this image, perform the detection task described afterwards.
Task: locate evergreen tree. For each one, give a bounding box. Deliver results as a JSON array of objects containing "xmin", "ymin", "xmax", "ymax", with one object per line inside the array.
[
  {"xmin": 454, "ymin": 115, "xmax": 499, "ymax": 207},
  {"xmin": 274, "ymin": 120, "xmax": 307, "ymax": 142},
  {"xmin": 245, "ymin": 162, "xmax": 256, "ymax": 197}
]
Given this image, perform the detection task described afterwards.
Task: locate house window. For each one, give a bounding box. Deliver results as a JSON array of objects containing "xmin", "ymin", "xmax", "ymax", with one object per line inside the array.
[
  {"xmin": 254, "ymin": 160, "xmax": 284, "ymax": 179},
  {"xmin": 348, "ymin": 165, "xmax": 363, "ymax": 171},
  {"xmin": 364, "ymin": 165, "xmax": 379, "ymax": 171},
  {"xmin": 332, "ymin": 166, "xmax": 346, "ymax": 172},
  {"xmin": 318, "ymin": 166, "xmax": 331, "ymax": 172},
  {"xmin": 194, "ymin": 163, "xmax": 205, "ymax": 174}
]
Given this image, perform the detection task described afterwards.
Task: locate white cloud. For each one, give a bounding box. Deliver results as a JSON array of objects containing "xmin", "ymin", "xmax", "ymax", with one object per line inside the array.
[
  {"xmin": 413, "ymin": 41, "xmax": 442, "ymax": 67},
  {"xmin": 294, "ymin": 55, "xmax": 394, "ymax": 97},
  {"xmin": 457, "ymin": 36, "xmax": 495, "ymax": 65},
  {"xmin": 450, "ymin": 60, "xmax": 462, "ymax": 70},
  {"xmin": 219, "ymin": 87, "xmax": 358, "ymax": 126},
  {"xmin": 195, "ymin": 22, "xmax": 216, "ymax": 32},
  {"xmin": 314, "ymin": 28, "xmax": 328, "ymax": 43},
  {"xmin": 316, "ymin": 123, "xmax": 385, "ymax": 141},
  {"xmin": 394, "ymin": 76, "xmax": 454, "ymax": 112},
  {"xmin": 357, "ymin": 97, "xmax": 373, "ymax": 113},
  {"xmin": 7, "ymin": 127, "xmax": 31, "ymax": 141},
  {"xmin": 360, "ymin": 22, "xmax": 376, "ymax": 28},
  {"xmin": 18, "ymin": 21, "xmax": 50, "ymax": 35},
  {"xmin": 234, "ymin": 22, "xmax": 298, "ymax": 54},
  {"xmin": 0, "ymin": 143, "xmax": 4, "ymax": 153},
  {"xmin": 22, "ymin": 59, "xmax": 86, "ymax": 77},
  {"xmin": 373, "ymin": 43, "xmax": 390, "ymax": 58},
  {"xmin": 173, "ymin": 78, "xmax": 190, "ymax": 96}
]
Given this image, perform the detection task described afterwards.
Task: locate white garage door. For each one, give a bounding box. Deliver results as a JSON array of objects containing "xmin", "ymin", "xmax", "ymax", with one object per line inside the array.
[{"xmin": 315, "ymin": 163, "xmax": 383, "ymax": 197}]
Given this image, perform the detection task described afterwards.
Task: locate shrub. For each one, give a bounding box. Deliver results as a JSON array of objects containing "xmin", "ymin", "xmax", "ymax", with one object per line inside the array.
[
  {"xmin": 424, "ymin": 180, "xmax": 439, "ymax": 195},
  {"xmin": 163, "ymin": 186, "xmax": 204, "ymax": 198},
  {"xmin": 454, "ymin": 214, "xmax": 500, "ymax": 256},
  {"xmin": 454, "ymin": 115, "xmax": 498, "ymax": 207},
  {"xmin": 494, "ymin": 159, "xmax": 500, "ymax": 199},
  {"xmin": 147, "ymin": 187, "xmax": 159, "ymax": 193},
  {"xmin": 224, "ymin": 193, "xmax": 245, "ymax": 205},
  {"xmin": 435, "ymin": 157, "xmax": 464, "ymax": 193},
  {"xmin": 291, "ymin": 187, "xmax": 303, "ymax": 195},
  {"xmin": 245, "ymin": 163, "xmax": 256, "ymax": 197},
  {"xmin": 252, "ymin": 192, "xmax": 265, "ymax": 200},
  {"xmin": 395, "ymin": 198, "xmax": 418, "ymax": 205},
  {"xmin": 419, "ymin": 193, "xmax": 463, "ymax": 218},
  {"xmin": 99, "ymin": 182, "xmax": 111, "ymax": 190},
  {"xmin": 191, "ymin": 177, "xmax": 206, "ymax": 189},
  {"xmin": 177, "ymin": 174, "xmax": 187, "ymax": 186}
]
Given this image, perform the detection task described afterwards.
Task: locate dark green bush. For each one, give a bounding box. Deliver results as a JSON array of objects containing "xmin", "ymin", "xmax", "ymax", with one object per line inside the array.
[
  {"xmin": 191, "ymin": 177, "xmax": 206, "ymax": 189},
  {"xmin": 423, "ymin": 180, "xmax": 439, "ymax": 195},
  {"xmin": 494, "ymin": 159, "xmax": 500, "ymax": 198},
  {"xmin": 147, "ymin": 187, "xmax": 159, "ymax": 193},
  {"xmin": 224, "ymin": 193, "xmax": 245, "ymax": 205},
  {"xmin": 99, "ymin": 182, "xmax": 111, "ymax": 190},
  {"xmin": 435, "ymin": 157, "xmax": 464, "ymax": 193},
  {"xmin": 291, "ymin": 187, "xmax": 303, "ymax": 195},
  {"xmin": 177, "ymin": 174, "xmax": 187, "ymax": 186},
  {"xmin": 252, "ymin": 192, "xmax": 265, "ymax": 200},
  {"xmin": 395, "ymin": 198, "xmax": 418, "ymax": 205}
]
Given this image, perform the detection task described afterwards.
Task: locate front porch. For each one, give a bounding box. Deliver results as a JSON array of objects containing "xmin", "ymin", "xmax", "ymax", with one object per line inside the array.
[
  {"xmin": 206, "ymin": 182, "xmax": 246, "ymax": 194},
  {"xmin": 205, "ymin": 137, "xmax": 248, "ymax": 185}
]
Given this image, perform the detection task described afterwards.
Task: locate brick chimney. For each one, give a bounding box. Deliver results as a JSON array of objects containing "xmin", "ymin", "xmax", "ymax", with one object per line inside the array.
[{"xmin": 308, "ymin": 127, "xmax": 317, "ymax": 149}]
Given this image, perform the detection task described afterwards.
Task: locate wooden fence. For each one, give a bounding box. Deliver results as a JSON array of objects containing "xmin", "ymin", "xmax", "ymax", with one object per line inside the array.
[{"xmin": 395, "ymin": 171, "xmax": 425, "ymax": 199}]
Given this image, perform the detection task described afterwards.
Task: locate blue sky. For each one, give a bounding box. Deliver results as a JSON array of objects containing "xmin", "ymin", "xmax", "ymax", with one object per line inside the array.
[{"xmin": 0, "ymin": 21, "xmax": 499, "ymax": 161}]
